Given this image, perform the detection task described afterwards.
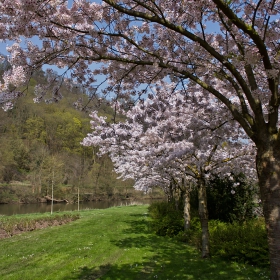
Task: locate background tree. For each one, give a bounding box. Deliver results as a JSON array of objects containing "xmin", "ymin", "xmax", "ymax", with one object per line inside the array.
[{"xmin": 0, "ymin": 65, "xmax": 137, "ymax": 202}]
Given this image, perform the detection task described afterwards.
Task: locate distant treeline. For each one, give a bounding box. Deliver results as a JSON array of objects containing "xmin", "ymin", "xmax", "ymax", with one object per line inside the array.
[{"xmin": 0, "ymin": 65, "xmax": 163, "ymax": 203}]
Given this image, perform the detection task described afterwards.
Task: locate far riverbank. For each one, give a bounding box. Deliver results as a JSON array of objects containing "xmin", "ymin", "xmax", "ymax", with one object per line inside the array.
[{"xmin": 0, "ymin": 198, "xmax": 163, "ymax": 216}]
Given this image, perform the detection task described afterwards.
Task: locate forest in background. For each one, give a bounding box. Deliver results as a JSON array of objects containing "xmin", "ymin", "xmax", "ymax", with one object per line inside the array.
[{"xmin": 0, "ymin": 64, "xmax": 163, "ymax": 204}]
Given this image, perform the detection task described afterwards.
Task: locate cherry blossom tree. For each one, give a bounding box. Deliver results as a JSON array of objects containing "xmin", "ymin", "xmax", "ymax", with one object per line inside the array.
[
  {"xmin": 83, "ymin": 85, "xmax": 255, "ymax": 258},
  {"xmin": 0, "ymin": 0, "xmax": 279, "ymax": 277}
]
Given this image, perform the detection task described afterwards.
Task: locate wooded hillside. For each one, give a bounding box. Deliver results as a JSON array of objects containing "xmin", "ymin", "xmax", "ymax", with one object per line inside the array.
[{"xmin": 0, "ymin": 67, "xmax": 158, "ymax": 203}]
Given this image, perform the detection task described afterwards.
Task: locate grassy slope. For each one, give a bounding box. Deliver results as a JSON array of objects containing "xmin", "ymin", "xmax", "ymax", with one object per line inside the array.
[{"xmin": 0, "ymin": 205, "xmax": 269, "ymax": 280}]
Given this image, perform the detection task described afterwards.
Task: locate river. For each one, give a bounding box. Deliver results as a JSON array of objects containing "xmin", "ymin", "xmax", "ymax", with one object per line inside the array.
[{"xmin": 0, "ymin": 199, "xmax": 160, "ymax": 216}]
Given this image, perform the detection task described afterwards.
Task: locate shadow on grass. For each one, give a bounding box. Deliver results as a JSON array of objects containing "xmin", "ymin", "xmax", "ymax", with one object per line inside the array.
[
  {"xmin": 121, "ymin": 215, "xmax": 151, "ymax": 235},
  {"xmin": 63, "ymin": 213, "xmax": 267, "ymax": 280},
  {"xmin": 64, "ymin": 255, "xmax": 264, "ymax": 280}
]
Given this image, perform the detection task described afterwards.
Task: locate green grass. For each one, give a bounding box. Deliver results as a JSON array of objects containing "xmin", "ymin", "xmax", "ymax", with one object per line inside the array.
[
  {"xmin": 0, "ymin": 212, "xmax": 80, "ymax": 236},
  {"xmin": 0, "ymin": 205, "xmax": 269, "ymax": 279}
]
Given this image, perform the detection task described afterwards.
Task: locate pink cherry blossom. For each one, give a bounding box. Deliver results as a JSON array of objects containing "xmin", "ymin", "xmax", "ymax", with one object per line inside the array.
[{"xmin": 0, "ymin": 1, "xmax": 279, "ymax": 277}]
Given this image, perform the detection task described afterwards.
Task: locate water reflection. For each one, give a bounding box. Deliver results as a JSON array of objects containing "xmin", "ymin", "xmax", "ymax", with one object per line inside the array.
[{"xmin": 0, "ymin": 199, "xmax": 160, "ymax": 216}]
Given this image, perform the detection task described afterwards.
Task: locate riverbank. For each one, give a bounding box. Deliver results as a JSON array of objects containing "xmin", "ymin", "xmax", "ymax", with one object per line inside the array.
[
  {"xmin": 0, "ymin": 182, "xmax": 164, "ymax": 205},
  {"xmin": 0, "ymin": 198, "xmax": 164, "ymax": 216},
  {"xmin": 0, "ymin": 212, "xmax": 80, "ymax": 239},
  {"xmin": 0, "ymin": 205, "xmax": 269, "ymax": 279}
]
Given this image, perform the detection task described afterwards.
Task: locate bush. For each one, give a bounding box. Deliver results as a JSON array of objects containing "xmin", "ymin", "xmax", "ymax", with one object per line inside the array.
[
  {"xmin": 207, "ymin": 173, "xmax": 257, "ymax": 223},
  {"xmin": 190, "ymin": 173, "xmax": 258, "ymax": 223},
  {"xmin": 148, "ymin": 201, "xmax": 184, "ymax": 237},
  {"xmin": 183, "ymin": 217, "xmax": 269, "ymax": 267},
  {"xmin": 176, "ymin": 216, "xmax": 202, "ymax": 247},
  {"xmin": 209, "ymin": 218, "xmax": 269, "ymax": 266}
]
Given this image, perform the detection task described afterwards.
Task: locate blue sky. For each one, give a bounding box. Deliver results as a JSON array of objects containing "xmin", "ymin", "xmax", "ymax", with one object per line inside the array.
[{"xmin": 0, "ymin": 3, "xmax": 221, "ymax": 101}]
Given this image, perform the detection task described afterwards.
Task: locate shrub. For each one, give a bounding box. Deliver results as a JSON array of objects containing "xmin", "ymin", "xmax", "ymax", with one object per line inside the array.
[
  {"xmin": 148, "ymin": 201, "xmax": 184, "ymax": 237},
  {"xmin": 209, "ymin": 218, "xmax": 269, "ymax": 266},
  {"xmin": 206, "ymin": 173, "xmax": 257, "ymax": 223},
  {"xmin": 183, "ymin": 217, "xmax": 269, "ymax": 267},
  {"xmin": 190, "ymin": 173, "xmax": 258, "ymax": 223},
  {"xmin": 176, "ymin": 217, "xmax": 202, "ymax": 248}
]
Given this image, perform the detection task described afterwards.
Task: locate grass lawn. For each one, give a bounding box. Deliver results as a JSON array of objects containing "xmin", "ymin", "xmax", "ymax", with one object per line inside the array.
[{"xmin": 0, "ymin": 205, "xmax": 270, "ymax": 279}]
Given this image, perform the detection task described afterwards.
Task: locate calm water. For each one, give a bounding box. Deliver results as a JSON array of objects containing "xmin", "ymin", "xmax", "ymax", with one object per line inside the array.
[{"xmin": 0, "ymin": 199, "xmax": 158, "ymax": 216}]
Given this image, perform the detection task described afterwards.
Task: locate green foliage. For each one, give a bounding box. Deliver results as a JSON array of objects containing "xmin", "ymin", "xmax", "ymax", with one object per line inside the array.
[
  {"xmin": 23, "ymin": 117, "xmax": 46, "ymax": 143},
  {"xmin": 148, "ymin": 197, "xmax": 268, "ymax": 267},
  {"xmin": 209, "ymin": 219, "xmax": 269, "ymax": 267},
  {"xmin": 148, "ymin": 201, "xmax": 184, "ymax": 237},
  {"xmin": 0, "ymin": 183, "xmax": 36, "ymax": 203},
  {"xmin": 0, "ymin": 186, "xmax": 17, "ymax": 203},
  {"xmin": 184, "ymin": 217, "xmax": 269, "ymax": 267},
  {"xmin": 190, "ymin": 173, "xmax": 257, "ymax": 223},
  {"xmin": 207, "ymin": 174, "xmax": 257, "ymax": 222},
  {"xmin": 177, "ymin": 216, "xmax": 202, "ymax": 247},
  {"xmin": 0, "ymin": 67, "xmax": 136, "ymax": 200}
]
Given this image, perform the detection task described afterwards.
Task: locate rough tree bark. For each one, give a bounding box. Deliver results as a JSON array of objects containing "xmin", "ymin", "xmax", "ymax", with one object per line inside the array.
[
  {"xmin": 183, "ymin": 190, "xmax": 191, "ymax": 231},
  {"xmin": 256, "ymin": 141, "xmax": 280, "ymax": 280},
  {"xmin": 198, "ymin": 176, "xmax": 210, "ymax": 258}
]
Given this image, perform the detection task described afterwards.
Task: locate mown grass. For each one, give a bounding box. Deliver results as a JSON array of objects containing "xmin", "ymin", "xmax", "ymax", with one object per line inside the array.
[{"xmin": 0, "ymin": 205, "xmax": 269, "ymax": 279}]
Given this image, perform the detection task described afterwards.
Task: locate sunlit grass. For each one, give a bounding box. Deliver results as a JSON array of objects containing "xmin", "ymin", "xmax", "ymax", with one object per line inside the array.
[
  {"xmin": 0, "ymin": 205, "xmax": 270, "ymax": 279},
  {"xmin": 0, "ymin": 212, "xmax": 80, "ymax": 237}
]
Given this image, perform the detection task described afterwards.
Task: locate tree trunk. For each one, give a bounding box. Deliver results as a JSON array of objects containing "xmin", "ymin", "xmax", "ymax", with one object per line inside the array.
[
  {"xmin": 183, "ymin": 190, "xmax": 191, "ymax": 231},
  {"xmin": 256, "ymin": 145, "xmax": 280, "ymax": 280},
  {"xmin": 167, "ymin": 181, "xmax": 174, "ymax": 203},
  {"xmin": 198, "ymin": 177, "xmax": 210, "ymax": 258}
]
